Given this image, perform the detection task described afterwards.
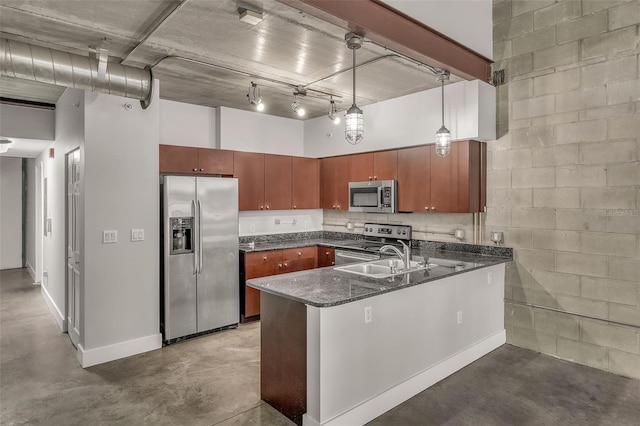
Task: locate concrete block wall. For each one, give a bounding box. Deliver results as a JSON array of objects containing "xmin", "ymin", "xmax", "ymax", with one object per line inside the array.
[{"xmin": 491, "ymin": 0, "xmax": 639, "ymax": 379}]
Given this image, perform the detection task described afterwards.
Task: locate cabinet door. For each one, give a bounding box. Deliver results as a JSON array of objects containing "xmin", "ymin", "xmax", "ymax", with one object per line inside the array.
[
  {"xmin": 349, "ymin": 153, "xmax": 374, "ymax": 181},
  {"xmin": 320, "ymin": 156, "xmax": 350, "ymax": 210},
  {"xmin": 397, "ymin": 145, "xmax": 430, "ymax": 212},
  {"xmin": 264, "ymin": 154, "xmax": 292, "ymax": 210},
  {"xmin": 429, "ymin": 142, "xmax": 460, "ymax": 213},
  {"xmin": 316, "ymin": 247, "xmax": 335, "ymax": 267},
  {"xmin": 244, "ymin": 251, "xmax": 283, "ymax": 318},
  {"xmin": 373, "ymin": 150, "xmax": 398, "ymax": 180},
  {"xmin": 282, "ymin": 247, "xmax": 316, "ymax": 273},
  {"xmin": 292, "ymin": 157, "xmax": 319, "ymax": 209},
  {"xmin": 159, "ymin": 145, "xmax": 199, "ymax": 174},
  {"xmin": 234, "ymin": 151, "xmax": 265, "ymax": 211},
  {"xmin": 198, "ymin": 149, "xmax": 234, "ymax": 175}
]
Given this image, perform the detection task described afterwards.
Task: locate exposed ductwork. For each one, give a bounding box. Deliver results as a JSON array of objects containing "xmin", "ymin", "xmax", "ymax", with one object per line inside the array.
[{"xmin": 0, "ymin": 38, "xmax": 153, "ymax": 108}]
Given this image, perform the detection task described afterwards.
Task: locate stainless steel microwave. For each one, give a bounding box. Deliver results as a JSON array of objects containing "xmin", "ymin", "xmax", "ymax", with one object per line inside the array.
[{"xmin": 348, "ymin": 180, "xmax": 397, "ymax": 213}]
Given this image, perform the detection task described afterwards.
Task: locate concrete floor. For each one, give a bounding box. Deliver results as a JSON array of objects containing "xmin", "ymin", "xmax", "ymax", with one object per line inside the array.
[{"xmin": 2, "ymin": 268, "xmax": 639, "ymax": 426}]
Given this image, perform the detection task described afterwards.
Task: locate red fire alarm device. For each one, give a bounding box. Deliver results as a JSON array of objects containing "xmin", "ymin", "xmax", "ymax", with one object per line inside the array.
[{"xmin": 49, "ymin": 147, "xmax": 55, "ymax": 158}]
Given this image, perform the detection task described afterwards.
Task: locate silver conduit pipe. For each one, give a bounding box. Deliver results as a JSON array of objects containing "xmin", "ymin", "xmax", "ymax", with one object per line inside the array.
[{"xmin": 0, "ymin": 38, "xmax": 153, "ymax": 108}]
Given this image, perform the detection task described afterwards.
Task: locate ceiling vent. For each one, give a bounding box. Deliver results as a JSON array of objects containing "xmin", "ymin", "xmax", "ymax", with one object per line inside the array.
[{"xmin": 239, "ymin": 9, "xmax": 263, "ymax": 25}]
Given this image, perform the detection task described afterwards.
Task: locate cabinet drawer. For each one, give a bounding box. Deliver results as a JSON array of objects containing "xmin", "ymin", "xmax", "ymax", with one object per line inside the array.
[
  {"xmin": 245, "ymin": 251, "xmax": 283, "ymax": 279},
  {"xmin": 282, "ymin": 246, "xmax": 317, "ymax": 273}
]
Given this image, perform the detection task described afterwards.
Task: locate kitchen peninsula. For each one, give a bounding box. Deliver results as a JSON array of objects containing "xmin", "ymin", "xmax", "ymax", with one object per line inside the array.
[{"xmin": 247, "ymin": 244, "xmax": 511, "ymax": 426}]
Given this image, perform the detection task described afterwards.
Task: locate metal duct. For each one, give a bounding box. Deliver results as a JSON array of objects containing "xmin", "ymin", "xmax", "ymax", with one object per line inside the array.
[{"xmin": 0, "ymin": 38, "xmax": 153, "ymax": 108}]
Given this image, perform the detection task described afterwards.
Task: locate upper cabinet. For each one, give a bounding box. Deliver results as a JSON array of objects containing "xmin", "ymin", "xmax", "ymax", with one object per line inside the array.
[
  {"xmin": 234, "ymin": 151, "xmax": 265, "ymax": 211},
  {"xmin": 264, "ymin": 154, "xmax": 292, "ymax": 210},
  {"xmin": 349, "ymin": 151, "xmax": 397, "ymax": 181},
  {"xmin": 397, "ymin": 140, "xmax": 485, "ymax": 213},
  {"xmin": 292, "ymin": 157, "xmax": 319, "ymax": 209},
  {"xmin": 159, "ymin": 144, "xmax": 233, "ymax": 175},
  {"xmin": 320, "ymin": 155, "xmax": 350, "ymax": 210}
]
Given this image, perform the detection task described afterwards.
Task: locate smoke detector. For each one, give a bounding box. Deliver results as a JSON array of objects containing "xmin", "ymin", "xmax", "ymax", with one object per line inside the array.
[{"xmin": 239, "ymin": 8, "xmax": 263, "ymax": 25}]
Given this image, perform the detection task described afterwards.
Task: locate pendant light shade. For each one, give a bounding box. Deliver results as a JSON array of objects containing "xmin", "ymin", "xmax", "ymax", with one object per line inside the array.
[
  {"xmin": 435, "ymin": 71, "xmax": 451, "ymax": 157},
  {"xmin": 345, "ymin": 33, "xmax": 363, "ymax": 145}
]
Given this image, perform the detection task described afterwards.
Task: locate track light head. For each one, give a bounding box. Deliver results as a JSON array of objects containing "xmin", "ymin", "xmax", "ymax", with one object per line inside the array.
[
  {"xmin": 291, "ymin": 92, "xmax": 306, "ymax": 117},
  {"xmin": 328, "ymin": 99, "xmax": 340, "ymax": 124},
  {"xmin": 247, "ymin": 82, "xmax": 265, "ymax": 112}
]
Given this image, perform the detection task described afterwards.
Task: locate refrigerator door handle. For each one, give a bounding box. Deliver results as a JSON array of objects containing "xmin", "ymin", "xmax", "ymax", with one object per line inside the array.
[
  {"xmin": 198, "ymin": 199, "xmax": 203, "ymax": 274},
  {"xmin": 192, "ymin": 199, "xmax": 198, "ymax": 275}
]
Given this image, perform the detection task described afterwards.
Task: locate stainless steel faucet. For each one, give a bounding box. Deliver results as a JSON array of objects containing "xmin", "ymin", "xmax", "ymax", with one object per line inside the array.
[{"xmin": 379, "ymin": 240, "xmax": 411, "ymax": 270}]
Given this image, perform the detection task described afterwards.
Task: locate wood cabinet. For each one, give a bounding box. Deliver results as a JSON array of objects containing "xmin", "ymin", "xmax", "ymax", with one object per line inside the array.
[
  {"xmin": 264, "ymin": 154, "xmax": 292, "ymax": 210},
  {"xmin": 320, "ymin": 155, "xmax": 350, "ymax": 210},
  {"xmin": 348, "ymin": 150, "xmax": 397, "ymax": 182},
  {"xmin": 317, "ymin": 247, "xmax": 335, "ymax": 267},
  {"xmin": 242, "ymin": 246, "xmax": 323, "ymax": 320},
  {"xmin": 159, "ymin": 144, "xmax": 233, "ymax": 175},
  {"xmin": 292, "ymin": 157, "xmax": 319, "ymax": 209},
  {"xmin": 234, "ymin": 151, "xmax": 265, "ymax": 211},
  {"xmin": 397, "ymin": 141, "xmax": 484, "ymax": 213},
  {"xmin": 282, "ymin": 247, "xmax": 317, "ymax": 273}
]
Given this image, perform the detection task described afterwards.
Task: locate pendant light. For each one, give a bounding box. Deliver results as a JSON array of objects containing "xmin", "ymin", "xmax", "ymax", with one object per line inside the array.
[
  {"xmin": 344, "ymin": 33, "xmax": 363, "ymax": 144},
  {"xmin": 435, "ymin": 71, "xmax": 451, "ymax": 157}
]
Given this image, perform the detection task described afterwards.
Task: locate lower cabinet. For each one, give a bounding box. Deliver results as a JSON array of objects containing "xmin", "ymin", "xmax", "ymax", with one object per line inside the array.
[
  {"xmin": 241, "ymin": 246, "xmax": 328, "ymax": 321},
  {"xmin": 317, "ymin": 247, "xmax": 335, "ymax": 267}
]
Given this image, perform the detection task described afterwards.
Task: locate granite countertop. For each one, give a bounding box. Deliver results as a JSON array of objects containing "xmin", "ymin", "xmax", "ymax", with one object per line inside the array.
[
  {"xmin": 239, "ymin": 238, "xmax": 359, "ymax": 253},
  {"xmin": 247, "ymin": 247, "xmax": 511, "ymax": 308}
]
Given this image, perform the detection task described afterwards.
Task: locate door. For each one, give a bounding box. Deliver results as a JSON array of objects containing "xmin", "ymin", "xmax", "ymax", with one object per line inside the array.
[
  {"xmin": 234, "ymin": 151, "xmax": 265, "ymax": 210},
  {"xmin": 397, "ymin": 145, "xmax": 430, "ymax": 212},
  {"xmin": 320, "ymin": 156, "xmax": 350, "ymax": 209},
  {"xmin": 65, "ymin": 149, "xmax": 81, "ymax": 346},
  {"xmin": 264, "ymin": 154, "xmax": 292, "ymax": 210},
  {"xmin": 373, "ymin": 150, "xmax": 398, "ymax": 180},
  {"xmin": 159, "ymin": 145, "xmax": 199, "ymax": 174},
  {"xmin": 163, "ymin": 175, "xmax": 198, "ymax": 340},
  {"xmin": 196, "ymin": 177, "xmax": 239, "ymax": 331},
  {"xmin": 292, "ymin": 157, "xmax": 319, "ymax": 209}
]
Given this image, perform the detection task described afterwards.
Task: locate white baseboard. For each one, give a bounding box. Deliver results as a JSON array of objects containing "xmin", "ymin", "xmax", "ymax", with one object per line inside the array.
[
  {"xmin": 303, "ymin": 330, "xmax": 506, "ymax": 426},
  {"xmin": 26, "ymin": 262, "xmax": 36, "ymax": 281},
  {"xmin": 77, "ymin": 333, "xmax": 162, "ymax": 368},
  {"xmin": 40, "ymin": 284, "xmax": 65, "ymax": 331}
]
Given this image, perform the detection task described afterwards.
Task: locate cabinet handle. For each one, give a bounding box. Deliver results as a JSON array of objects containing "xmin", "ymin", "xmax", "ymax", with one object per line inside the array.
[
  {"xmin": 263, "ymin": 256, "xmax": 268, "ymax": 261},
  {"xmin": 278, "ymin": 263, "xmax": 282, "ymax": 269},
  {"xmin": 200, "ymin": 168, "xmax": 204, "ymax": 172},
  {"xmin": 425, "ymin": 206, "xmax": 429, "ymax": 211},
  {"xmin": 260, "ymin": 206, "xmax": 264, "ymax": 210},
  {"xmin": 431, "ymin": 207, "xmax": 436, "ymax": 211},
  {"xmin": 297, "ymin": 252, "xmax": 302, "ymax": 256},
  {"xmin": 373, "ymin": 176, "xmax": 377, "ymax": 180},
  {"xmin": 193, "ymin": 168, "xmax": 198, "ymax": 172},
  {"xmin": 266, "ymin": 205, "xmax": 270, "ymax": 210},
  {"xmin": 283, "ymin": 263, "xmax": 288, "ymax": 268},
  {"xmin": 368, "ymin": 176, "xmax": 372, "ymax": 180},
  {"xmin": 293, "ymin": 205, "xmax": 297, "ymax": 209}
]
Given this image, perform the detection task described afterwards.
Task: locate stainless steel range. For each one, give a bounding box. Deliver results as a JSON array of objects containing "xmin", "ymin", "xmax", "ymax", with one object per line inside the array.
[{"xmin": 334, "ymin": 223, "xmax": 412, "ymax": 266}]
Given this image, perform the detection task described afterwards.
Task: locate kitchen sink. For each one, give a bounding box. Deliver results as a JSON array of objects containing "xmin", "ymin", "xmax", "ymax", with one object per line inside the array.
[{"xmin": 334, "ymin": 257, "xmax": 436, "ymax": 279}]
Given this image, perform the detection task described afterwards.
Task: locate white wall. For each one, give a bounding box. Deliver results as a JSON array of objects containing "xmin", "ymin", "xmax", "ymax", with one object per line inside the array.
[
  {"xmin": 38, "ymin": 88, "xmax": 85, "ymax": 329},
  {"xmin": 0, "ymin": 103, "xmax": 55, "ymax": 140},
  {"xmin": 218, "ymin": 107, "xmax": 304, "ymax": 156},
  {"xmin": 82, "ymin": 89, "xmax": 161, "ymax": 357},
  {"xmin": 303, "ymin": 80, "xmax": 495, "ymax": 158},
  {"xmin": 0, "ymin": 157, "xmax": 23, "ymax": 270},
  {"xmin": 383, "ymin": 0, "xmax": 493, "ymax": 59},
  {"xmin": 25, "ymin": 158, "xmax": 36, "ymax": 278},
  {"xmin": 160, "ymin": 99, "xmax": 217, "ymax": 148},
  {"xmin": 239, "ymin": 209, "xmax": 323, "ymax": 237}
]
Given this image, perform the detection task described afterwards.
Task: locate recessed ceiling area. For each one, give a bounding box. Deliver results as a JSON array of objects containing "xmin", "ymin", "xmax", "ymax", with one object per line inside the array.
[{"xmin": 0, "ymin": 0, "xmax": 462, "ymax": 120}]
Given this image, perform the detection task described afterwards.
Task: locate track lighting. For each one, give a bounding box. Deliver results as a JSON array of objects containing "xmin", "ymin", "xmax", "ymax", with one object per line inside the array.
[
  {"xmin": 344, "ymin": 32, "xmax": 364, "ymax": 145},
  {"xmin": 291, "ymin": 92, "xmax": 305, "ymax": 117},
  {"xmin": 247, "ymin": 82, "xmax": 264, "ymax": 112},
  {"xmin": 328, "ymin": 99, "xmax": 340, "ymax": 124},
  {"xmin": 435, "ymin": 71, "xmax": 451, "ymax": 157}
]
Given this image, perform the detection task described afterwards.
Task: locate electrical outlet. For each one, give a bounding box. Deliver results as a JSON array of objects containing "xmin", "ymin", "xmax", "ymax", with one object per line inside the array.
[
  {"xmin": 102, "ymin": 230, "xmax": 117, "ymax": 244},
  {"xmin": 250, "ymin": 224, "xmax": 256, "ymax": 232},
  {"xmin": 487, "ymin": 272, "xmax": 493, "ymax": 284},
  {"xmin": 364, "ymin": 306, "xmax": 372, "ymax": 323},
  {"xmin": 457, "ymin": 310, "xmax": 463, "ymax": 324},
  {"xmin": 131, "ymin": 228, "xmax": 145, "ymax": 242}
]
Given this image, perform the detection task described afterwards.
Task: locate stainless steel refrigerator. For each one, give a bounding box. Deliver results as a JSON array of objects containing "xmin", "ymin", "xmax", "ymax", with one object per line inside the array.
[{"xmin": 161, "ymin": 176, "xmax": 239, "ymax": 343}]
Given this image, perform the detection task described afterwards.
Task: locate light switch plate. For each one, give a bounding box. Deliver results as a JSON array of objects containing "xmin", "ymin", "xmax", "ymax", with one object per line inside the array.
[
  {"xmin": 102, "ymin": 230, "xmax": 117, "ymax": 244},
  {"xmin": 131, "ymin": 228, "xmax": 145, "ymax": 242}
]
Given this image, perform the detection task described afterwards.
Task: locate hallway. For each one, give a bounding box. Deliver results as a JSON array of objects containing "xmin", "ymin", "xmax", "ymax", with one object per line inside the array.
[{"xmin": 1, "ymin": 268, "xmax": 639, "ymax": 425}]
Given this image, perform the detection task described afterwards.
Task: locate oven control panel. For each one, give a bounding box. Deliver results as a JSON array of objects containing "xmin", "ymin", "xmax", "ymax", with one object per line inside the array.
[{"xmin": 362, "ymin": 223, "xmax": 412, "ymax": 241}]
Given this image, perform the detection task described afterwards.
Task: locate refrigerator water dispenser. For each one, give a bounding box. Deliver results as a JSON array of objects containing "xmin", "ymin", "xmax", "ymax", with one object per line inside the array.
[{"xmin": 170, "ymin": 217, "xmax": 193, "ymax": 254}]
